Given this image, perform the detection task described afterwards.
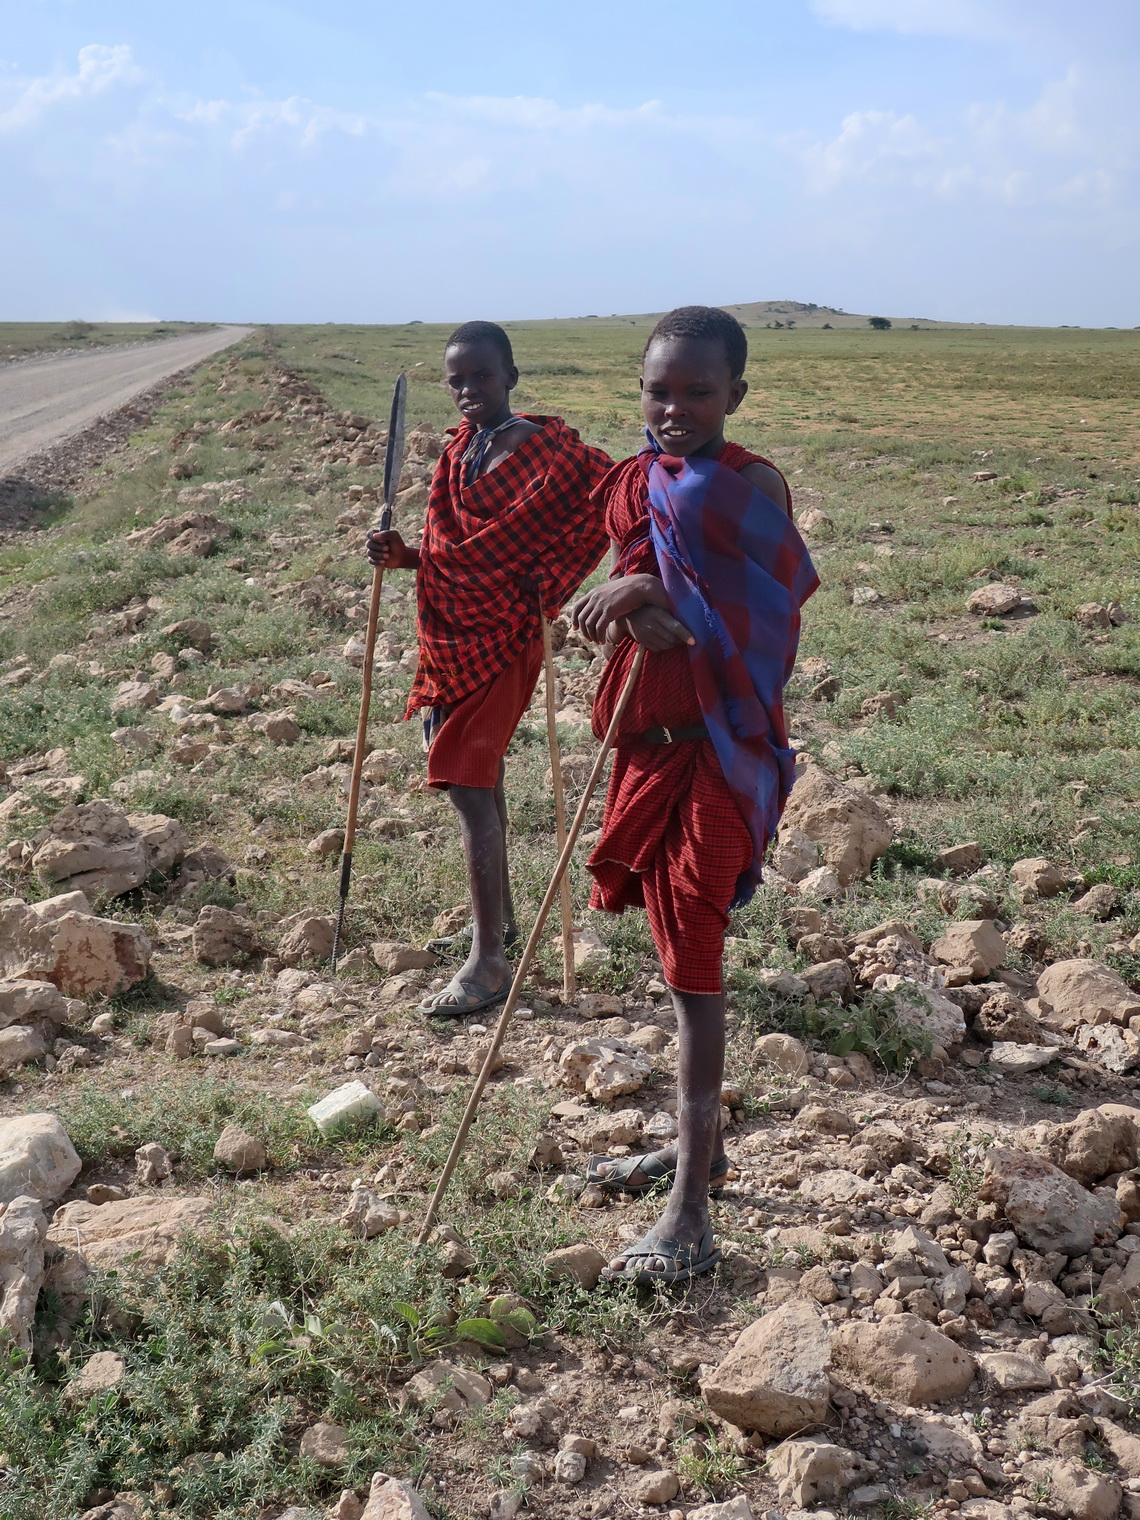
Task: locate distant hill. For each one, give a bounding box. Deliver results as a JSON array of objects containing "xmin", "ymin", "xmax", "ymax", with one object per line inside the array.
[{"xmin": 526, "ymin": 300, "xmax": 960, "ymax": 330}]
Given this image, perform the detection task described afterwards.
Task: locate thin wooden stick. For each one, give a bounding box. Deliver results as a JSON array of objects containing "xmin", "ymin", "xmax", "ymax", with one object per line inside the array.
[
  {"xmin": 331, "ymin": 561, "xmax": 384, "ymax": 970},
  {"xmin": 415, "ymin": 645, "xmax": 645, "ymax": 1247},
  {"xmin": 541, "ymin": 615, "xmax": 576, "ymax": 1005}
]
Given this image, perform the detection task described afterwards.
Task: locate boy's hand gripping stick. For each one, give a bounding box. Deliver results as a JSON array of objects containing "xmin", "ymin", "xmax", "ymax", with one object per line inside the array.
[
  {"xmin": 331, "ymin": 371, "xmax": 407, "ymax": 972},
  {"xmin": 415, "ymin": 644, "xmax": 645, "ymax": 1246}
]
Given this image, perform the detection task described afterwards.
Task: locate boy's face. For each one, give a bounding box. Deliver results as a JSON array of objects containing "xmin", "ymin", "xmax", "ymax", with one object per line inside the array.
[
  {"xmin": 640, "ymin": 336, "xmax": 747, "ymax": 456},
  {"xmin": 443, "ymin": 341, "xmax": 518, "ymax": 428}
]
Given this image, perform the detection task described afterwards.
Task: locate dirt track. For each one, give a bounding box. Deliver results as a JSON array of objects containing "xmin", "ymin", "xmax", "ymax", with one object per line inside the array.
[{"xmin": 0, "ymin": 325, "xmax": 252, "ymax": 475}]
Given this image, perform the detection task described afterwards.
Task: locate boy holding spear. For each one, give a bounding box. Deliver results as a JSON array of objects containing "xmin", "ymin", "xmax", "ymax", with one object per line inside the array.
[
  {"xmin": 573, "ymin": 306, "xmax": 819, "ymax": 1284},
  {"xmin": 368, "ymin": 322, "xmax": 609, "ymax": 1015}
]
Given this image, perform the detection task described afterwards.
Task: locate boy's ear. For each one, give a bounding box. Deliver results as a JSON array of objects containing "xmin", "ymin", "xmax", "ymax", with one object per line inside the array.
[
  {"xmin": 506, "ymin": 363, "xmax": 519, "ymax": 392},
  {"xmin": 725, "ymin": 377, "xmax": 748, "ymax": 416},
  {"xmin": 638, "ymin": 375, "xmax": 645, "ymax": 392}
]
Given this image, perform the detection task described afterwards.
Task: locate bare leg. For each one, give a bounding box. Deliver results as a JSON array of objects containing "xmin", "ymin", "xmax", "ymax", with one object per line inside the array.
[
  {"xmin": 607, "ymin": 987, "xmax": 725, "ymax": 1275},
  {"xmin": 425, "ymin": 783, "xmax": 511, "ymax": 1011},
  {"xmin": 492, "ymin": 759, "xmax": 517, "ymax": 940}
]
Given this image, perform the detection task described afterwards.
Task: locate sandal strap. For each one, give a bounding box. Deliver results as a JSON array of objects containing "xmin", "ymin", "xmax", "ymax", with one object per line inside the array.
[{"xmin": 619, "ymin": 1225, "xmax": 715, "ymax": 1271}]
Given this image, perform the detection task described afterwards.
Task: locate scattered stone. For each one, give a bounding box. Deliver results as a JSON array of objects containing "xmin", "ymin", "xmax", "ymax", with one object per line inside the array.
[
  {"xmin": 558, "ymin": 1037, "xmax": 651, "ymax": 1101},
  {"xmin": 160, "ymin": 618, "xmax": 212, "ymax": 652},
  {"xmin": 688, "ymin": 1501, "xmax": 754, "ymax": 1520},
  {"xmin": 400, "ymin": 1361, "xmax": 491, "ymax": 1414},
  {"xmin": 307, "ymin": 1081, "xmax": 385, "ymax": 1136},
  {"xmin": 979, "ymin": 1352, "xmax": 1052, "ymax": 1390},
  {"xmin": 757, "ymin": 1031, "xmax": 811, "ymax": 1076},
  {"xmin": 359, "ymin": 1473, "xmax": 432, "ymax": 1520},
  {"xmin": 936, "ymin": 842, "xmax": 985, "ymax": 875},
  {"xmin": 700, "ymin": 1299, "xmax": 832, "ymax": 1436},
  {"xmin": 876, "ymin": 976, "xmax": 966, "ymax": 1047},
  {"xmin": 31, "ymin": 800, "xmax": 187, "ymax": 902},
  {"xmin": 340, "ymin": 1189, "xmax": 400, "ymax": 1240},
  {"xmin": 0, "ymin": 1113, "xmax": 82, "ymax": 1204},
  {"xmin": 1037, "ymin": 960, "xmax": 1140, "ymax": 1030},
  {"xmin": 1011, "ymin": 857, "xmax": 1069, "ymax": 899},
  {"xmin": 212, "ymin": 1125, "xmax": 266, "ymax": 1175},
  {"xmin": 0, "ymin": 893, "xmax": 151, "ymax": 998},
  {"xmin": 262, "ymin": 711, "xmax": 302, "ymax": 745},
  {"xmin": 832, "ymin": 1313, "xmax": 975, "ymax": 1404},
  {"xmin": 308, "ymin": 829, "xmax": 345, "ymax": 859},
  {"xmin": 930, "ymin": 920, "xmax": 1006, "ymax": 978},
  {"xmin": 0, "ymin": 1193, "xmax": 47, "ymax": 1350},
  {"xmin": 769, "ymin": 1439, "xmax": 875, "ymax": 1508},
  {"xmin": 65, "ymin": 1350, "xmax": 126, "ymax": 1402},
  {"xmin": 371, "ymin": 941, "xmax": 436, "ymax": 974},
  {"xmin": 861, "ymin": 691, "xmax": 899, "ymax": 719},
  {"xmin": 45, "ymin": 1195, "xmax": 215, "ymax": 1299},
  {"xmin": 278, "ymin": 915, "xmax": 336, "ymax": 965},
  {"xmin": 771, "ymin": 826, "xmax": 822, "ymax": 882},
  {"xmin": 553, "ymin": 1449, "xmax": 587, "ymax": 1483},
  {"xmin": 204, "ymin": 1037, "xmax": 241, "ymax": 1057},
  {"xmin": 778, "ymin": 762, "xmax": 894, "ymax": 885},
  {"xmin": 801, "ymin": 959, "xmax": 853, "ymax": 1001},
  {"xmin": 967, "ymin": 584, "xmax": 1021, "ymax": 616},
  {"xmin": 300, "ymin": 1422, "xmax": 350, "ymax": 1469},
  {"xmin": 135, "ymin": 1142, "xmax": 173, "ymax": 1184},
  {"xmin": 111, "ymin": 680, "xmax": 160, "ymax": 715},
  {"xmin": 633, "ymin": 1470, "xmax": 680, "ymax": 1505},
  {"xmin": 192, "ymin": 905, "xmax": 262, "ymax": 966},
  {"xmin": 974, "ymin": 989, "xmax": 1042, "ymax": 1044},
  {"xmin": 0, "ymin": 1024, "xmax": 47, "ymax": 1073},
  {"xmin": 1021, "ymin": 1458, "xmax": 1121, "ymax": 1520},
  {"xmin": 544, "ymin": 1243, "xmax": 606, "ymax": 1289},
  {"xmin": 981, "ymin": 1147, "xmax": 1121, "ymax": 1254},
  {"xmin": 988, "ymin": 1042, "xmax": 1059, "ymax": 1074},
  {"xmin": 1073, "ymin": 883, "xmax": 1119, "ymax": 920}
]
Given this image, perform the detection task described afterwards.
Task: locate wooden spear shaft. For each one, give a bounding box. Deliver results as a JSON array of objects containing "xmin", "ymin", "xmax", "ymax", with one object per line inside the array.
[
  {"xmin": 541, "ymin": 615, "xmax": 576, "ymax": 1005},
  {"xmin": 415, "ymin": 645, "xmax": 645, "ymax": 1247}
]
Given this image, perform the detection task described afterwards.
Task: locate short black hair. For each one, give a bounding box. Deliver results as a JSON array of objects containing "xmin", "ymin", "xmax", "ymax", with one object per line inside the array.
[
  {"xmin": 444, "ymin": 320, "xmax": 514, "ymax": 368},
  {"xmin": 643, "ymin": 305, "xmax": 748, "ymax": 380}
]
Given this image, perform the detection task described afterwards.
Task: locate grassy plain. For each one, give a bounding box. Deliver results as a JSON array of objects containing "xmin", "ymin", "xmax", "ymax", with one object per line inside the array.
[{"xmin": 0, "ymin": 317, "xmax": 1139, "ymax": 1517}]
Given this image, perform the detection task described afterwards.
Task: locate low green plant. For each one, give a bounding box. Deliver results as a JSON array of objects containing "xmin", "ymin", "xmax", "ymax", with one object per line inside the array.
[
  {"xmin": 947, "ymin": 1127, "xmax": 996, "ymax": 1213},
  {"xmin": 1093, "ymin": 1315, "xmax": 1140, "ymax": 1414},
  {"xmin": 676, "ymin": 1433, "xmax": 750, "ymax": 1499}
]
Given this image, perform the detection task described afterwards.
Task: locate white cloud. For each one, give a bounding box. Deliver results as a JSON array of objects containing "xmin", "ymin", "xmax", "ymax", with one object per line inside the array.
[
  {"xmin": 0, "ymin": 43, "xmax": 140, "ymax": 132},
  {"xmin": 795, "ymin": 65, "xmax": 1137, "ymax": 221}
]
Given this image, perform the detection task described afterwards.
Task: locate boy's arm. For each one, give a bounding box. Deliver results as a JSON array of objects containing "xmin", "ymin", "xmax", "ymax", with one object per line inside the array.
[
  {"xmin": 572, "ymin": 563, "xmax": 692, "ymax": 652},
  {"xmin": 740, "ymin": 460, "xmax": 791, "ymax": 514}
]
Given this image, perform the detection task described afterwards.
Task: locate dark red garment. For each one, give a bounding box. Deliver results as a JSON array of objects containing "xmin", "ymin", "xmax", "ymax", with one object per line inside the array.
[
  {"xmin": 425, "ymin": 636, "xmax": 543, "ymax": 789},
  {"xmin": 407, "ymin": 416, "xmax": 610, "ymax": 716},
  {"xmin": 587, "ymin": 442, "xmax": 793, "ymax": 994}
]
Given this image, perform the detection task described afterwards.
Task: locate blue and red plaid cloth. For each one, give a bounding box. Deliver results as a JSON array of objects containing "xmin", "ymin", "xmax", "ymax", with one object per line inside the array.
[{"xmin": 643, "ymin": 440, "xmax": 819, "ymax": 906}]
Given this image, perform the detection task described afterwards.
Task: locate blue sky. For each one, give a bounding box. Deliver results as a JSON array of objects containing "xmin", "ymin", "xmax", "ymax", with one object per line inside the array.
[{"xmin": 1, "ymin": 0, "xmax": 1137, "ymax": 326}]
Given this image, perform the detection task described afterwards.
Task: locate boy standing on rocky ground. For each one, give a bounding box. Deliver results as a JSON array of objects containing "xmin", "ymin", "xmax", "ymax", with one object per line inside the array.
[
  {"xmin": 367, "ymin": 321, "xmax": 610, "ymax": 1016},
  {"xmin": 573, "ymin": 306, "xmax": 818, "ymax": 1284}
]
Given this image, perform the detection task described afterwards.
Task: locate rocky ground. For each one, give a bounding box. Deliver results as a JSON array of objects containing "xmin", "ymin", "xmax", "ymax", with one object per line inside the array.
[{"xmin": 2, "ymin": 334, "xmax": 1140, "ymax": 1520}]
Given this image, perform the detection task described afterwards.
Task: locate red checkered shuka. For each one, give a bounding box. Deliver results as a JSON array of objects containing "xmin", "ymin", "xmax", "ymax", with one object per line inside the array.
[
  {"xmin": 586, "ymin": 442, "xmax": 793, "ymax": 995},
  {"xmin": 407, "ymin": 415, "xmax": 610, "ymax": 715}
]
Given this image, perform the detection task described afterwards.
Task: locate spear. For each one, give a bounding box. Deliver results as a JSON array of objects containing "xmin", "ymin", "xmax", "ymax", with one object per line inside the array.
[{"xmin": 331, "ymin": 372, "xmax": 407, "ymax": 972}]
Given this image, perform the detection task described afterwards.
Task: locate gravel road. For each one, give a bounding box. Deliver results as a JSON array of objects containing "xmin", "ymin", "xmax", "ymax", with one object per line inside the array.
[{"xmin": 0, "ymin": 325, "xmax": 252, "ymax": 475}]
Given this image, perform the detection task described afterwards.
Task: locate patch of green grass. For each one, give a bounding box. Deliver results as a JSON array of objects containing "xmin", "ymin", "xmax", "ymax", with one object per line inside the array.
[{"xmin": 50, "ymin": 1075, "xmax": 338, "ymax": 1176}]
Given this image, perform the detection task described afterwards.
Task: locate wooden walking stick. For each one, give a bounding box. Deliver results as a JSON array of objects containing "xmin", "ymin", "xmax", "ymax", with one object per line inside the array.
[
  {"xmin": 540, "ymin": 613, "xmax": 576, "ymax": 1004},
  {"xmin": 331, "ymin": 372, "xmax": 408, "ymax": 972},
  {"xmin": 415, "ymin": 645, "xmax": 645, "ymax": 1246}
]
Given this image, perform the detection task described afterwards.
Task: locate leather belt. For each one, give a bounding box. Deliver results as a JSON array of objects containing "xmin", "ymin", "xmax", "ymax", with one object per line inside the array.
[{"xmin": 639, "ymin": 724, "xmax": 709, "ymax": 744}]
